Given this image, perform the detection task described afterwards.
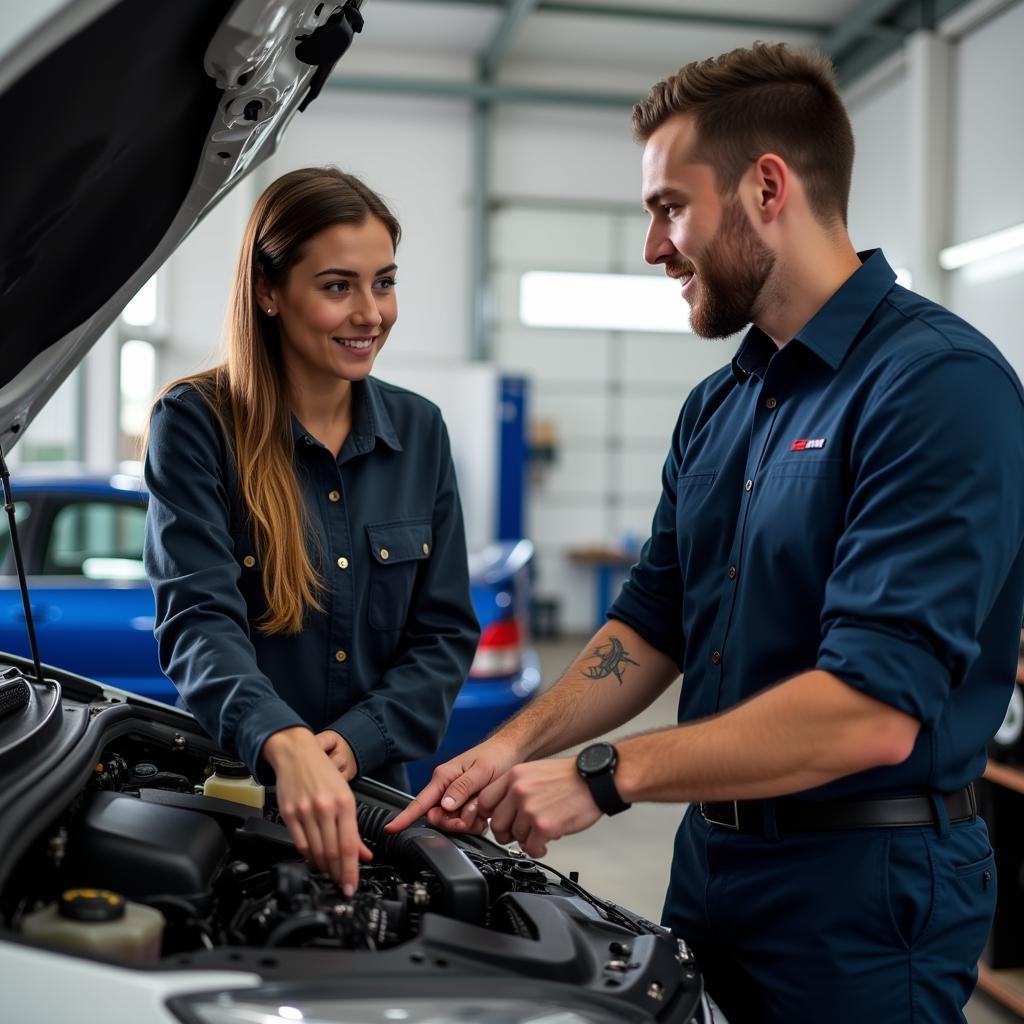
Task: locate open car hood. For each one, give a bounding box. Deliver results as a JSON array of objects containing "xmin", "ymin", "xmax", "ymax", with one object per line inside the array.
[{"xmin": 0, "ymin": 0, "xmax": 365, "ymax": 455}]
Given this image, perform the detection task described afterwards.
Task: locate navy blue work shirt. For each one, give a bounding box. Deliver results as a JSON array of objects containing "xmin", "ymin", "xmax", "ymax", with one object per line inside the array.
[
  {"xmin": 144, "ymin": 376, "xmax": 480, "ymax": 791},
  {"xmin": 610, "ymin": 250, "xmax": 1024, "ymax": 798}
]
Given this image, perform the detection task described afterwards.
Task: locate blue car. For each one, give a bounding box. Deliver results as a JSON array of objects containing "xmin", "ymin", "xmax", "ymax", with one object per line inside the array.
[{"xmin": 0, "ymin": 471, "xmax": 540, "ymax": 788}]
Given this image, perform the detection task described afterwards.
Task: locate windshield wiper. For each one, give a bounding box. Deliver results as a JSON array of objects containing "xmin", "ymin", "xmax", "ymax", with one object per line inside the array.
[{"xmin": 0, "ymin": 443, "xmax": 44, "ymax": 687}]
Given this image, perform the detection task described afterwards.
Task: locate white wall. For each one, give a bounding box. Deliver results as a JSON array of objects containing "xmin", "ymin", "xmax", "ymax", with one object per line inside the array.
[
  {"xmin": 490, "ymin": 201, "xmax": 728, "ymax": 631},
  {"xmin": 258, "ymin": 90, "xmax": 474, "ymax": 364},
  {"xmin": 161, "ymin": 177, "xmax": 255, "ymax": 383},
  {"xmin": 845, "ymin": 66, "xmax": 911, "ymax": 267},
  {"xmin": 947, "ymin": 0, "xmax": 1024, "ymax": 376}
]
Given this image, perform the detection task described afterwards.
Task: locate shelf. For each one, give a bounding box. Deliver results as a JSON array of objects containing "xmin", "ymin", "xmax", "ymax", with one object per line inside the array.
[
  {"xmin": 978, "ymin": 964, "xmax": 1024, "ymax": 1018},
  {"xmin": 984, "ymin": 762, "xmax": 1024, "ymax": 796}
]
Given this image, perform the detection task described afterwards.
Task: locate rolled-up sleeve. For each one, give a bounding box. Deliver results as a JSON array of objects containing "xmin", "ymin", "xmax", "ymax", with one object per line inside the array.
[
  {"xmin": 608, "ymin": 407, "xmax": 687, "ymax": 670},
  {"xmin": 817, "ymin": 351, "xmax": 1024, "ymax": 727},
  {"xmin": 143, "ymin": 390, "xmax": 307, "ymax": 771},
  {"xmin": 327, "ymin": 423, "xmax": 479, "ymax": 777}
]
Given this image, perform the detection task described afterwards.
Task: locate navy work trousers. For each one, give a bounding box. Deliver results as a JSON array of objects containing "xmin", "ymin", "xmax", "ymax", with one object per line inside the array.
[{"xmin": 663, "ymin": 804, "xmax": 996, "ymax": 1022}]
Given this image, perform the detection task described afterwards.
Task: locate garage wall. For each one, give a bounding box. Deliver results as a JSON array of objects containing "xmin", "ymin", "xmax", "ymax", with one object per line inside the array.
[
  {"xmin": 947, "ymin": 0, "xmax": 1024, "ymax": 376},
  {"xmin": 845, "ymin": 65, "xmax": 911, "ymax": 268},
  {"xmin": 490, "ymin": 202, "xmax": 729, "ymax": 631}
]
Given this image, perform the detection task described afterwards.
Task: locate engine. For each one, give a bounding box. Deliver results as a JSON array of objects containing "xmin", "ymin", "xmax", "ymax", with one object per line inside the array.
[{"xmin": 2, "ymin": 736, "xmax": 709, "ymax": 1022}]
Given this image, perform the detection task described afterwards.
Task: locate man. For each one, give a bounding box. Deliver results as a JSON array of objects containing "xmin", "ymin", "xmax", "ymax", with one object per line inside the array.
[{"xmin": 388, "ymin": 42, "xmax": 1024, "ymax": 1022}]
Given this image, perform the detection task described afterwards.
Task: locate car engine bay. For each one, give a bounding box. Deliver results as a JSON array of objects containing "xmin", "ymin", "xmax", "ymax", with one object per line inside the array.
[{"xmin": 0, "ymin": 697, "xmax": 713, "ymax": 1022}]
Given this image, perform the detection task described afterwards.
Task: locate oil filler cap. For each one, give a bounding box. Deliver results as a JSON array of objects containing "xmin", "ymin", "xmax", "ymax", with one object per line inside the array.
[{"xmin": 59, "ymin": 888, "xmax": 126, "ymax": 922}]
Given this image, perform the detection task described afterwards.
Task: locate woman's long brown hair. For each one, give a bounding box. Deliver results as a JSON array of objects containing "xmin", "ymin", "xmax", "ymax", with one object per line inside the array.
[{"xmin": 156, "ymin": 167, "xmax": 401, "ymax": 634}]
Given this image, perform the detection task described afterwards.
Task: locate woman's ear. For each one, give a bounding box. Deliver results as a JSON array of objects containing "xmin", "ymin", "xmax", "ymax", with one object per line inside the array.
[{"xmin": 253, "ymin": 273, "xmax": 276, "ymax": 315}]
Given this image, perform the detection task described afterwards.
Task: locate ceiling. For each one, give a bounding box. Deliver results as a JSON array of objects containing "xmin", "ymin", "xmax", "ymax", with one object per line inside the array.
[{"xmin": 333, "ymin": 0, "xmax": 976, "ymax": 96}]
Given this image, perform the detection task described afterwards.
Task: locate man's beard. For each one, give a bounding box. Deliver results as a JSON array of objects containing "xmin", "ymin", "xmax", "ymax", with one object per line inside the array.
[{"xmin": 668, "ymin": 198, "xmax": 776, "ymax": 339}]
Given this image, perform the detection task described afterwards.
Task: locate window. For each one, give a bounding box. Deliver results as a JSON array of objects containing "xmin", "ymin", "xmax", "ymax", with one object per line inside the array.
[
  {"xmin": 118, "ymin": 273, "xmax": 162, "ymax": 462},
  {"xmin": 122, "ymin": 275, "xmax": 159, "ymax": 327},
  {"xmin": 120, "ymin": 339, "xmax": 157, "ymax": 459},
  {"xmin": 42, "ymin": 501, "xmax": 147, "ymax": 579},
  {"xmin": 519, "ymin": 271, "xmax": 693, "ymax": 333}
]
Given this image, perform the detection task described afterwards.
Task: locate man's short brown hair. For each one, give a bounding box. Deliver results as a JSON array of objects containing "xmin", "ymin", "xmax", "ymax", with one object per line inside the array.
[{"xmin": 633, "ymin": 42, "xmax": 854, "ymax": 227}]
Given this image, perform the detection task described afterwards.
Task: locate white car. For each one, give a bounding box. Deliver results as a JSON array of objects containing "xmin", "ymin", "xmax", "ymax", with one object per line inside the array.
[{"xmin": 0, "ymin": 3, "xmax": 722, "ymax": 1021}]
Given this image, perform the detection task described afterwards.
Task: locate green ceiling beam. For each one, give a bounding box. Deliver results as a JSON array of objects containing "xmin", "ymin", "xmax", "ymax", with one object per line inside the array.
[
  {"xmin": 481, "ymin": 0, "xmax": 542, "ymax": 78},
  {"xmin": 378, "ymin": 0, "xmax": 831, "ymax": 34},
  {"xmin": 327, "ymin": 74, "xmax": 639, "ymax": 107},
  {"xmin": 820, "ymin": 0, "xmax": 909, "ymax": 57},
  {"xmin": 537, "ymin": 1, "xmax": 829, "ymax": 34}
]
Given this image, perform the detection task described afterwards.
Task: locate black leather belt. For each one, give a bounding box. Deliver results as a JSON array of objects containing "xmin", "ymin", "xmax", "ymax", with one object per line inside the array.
[{"xmin": 698, "ymin": 784, "xmax": 977, "ymax": 835}]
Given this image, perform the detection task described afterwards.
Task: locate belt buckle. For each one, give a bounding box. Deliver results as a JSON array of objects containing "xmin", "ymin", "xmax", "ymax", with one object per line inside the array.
[{"xmin": 700, "ymin": 800, "xmax": 740, "ymax": 830}]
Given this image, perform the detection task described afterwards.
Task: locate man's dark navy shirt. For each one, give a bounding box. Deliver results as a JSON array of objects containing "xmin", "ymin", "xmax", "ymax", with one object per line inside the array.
[
  {"xmin": 144, "ymin": 376, "xmax": 480, "ymax": 791},
  {"xmin": 610, "ymin": 251, "xmax": 1024, "ymax": 798}
]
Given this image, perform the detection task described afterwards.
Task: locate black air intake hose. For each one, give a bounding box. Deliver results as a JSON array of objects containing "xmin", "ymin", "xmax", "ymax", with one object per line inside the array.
[
  {"xmin": 356, "ymin": 802, "xmax": 396, "ymax": 854},
  {"xmin": 356, "ymin": 800, "xmax": 487, "ymax": 926}
]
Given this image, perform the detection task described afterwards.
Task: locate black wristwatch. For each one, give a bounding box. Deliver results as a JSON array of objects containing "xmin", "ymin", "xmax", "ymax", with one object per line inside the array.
[{"xmin": 576, "ymin": 741, "xmax": 631, "ymax": 816}]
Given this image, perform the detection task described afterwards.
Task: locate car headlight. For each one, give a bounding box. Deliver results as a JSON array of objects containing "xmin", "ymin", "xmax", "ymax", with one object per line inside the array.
[{"xmin": 169, "ymin": 986, "xmax": 644, "ymax": 1024}]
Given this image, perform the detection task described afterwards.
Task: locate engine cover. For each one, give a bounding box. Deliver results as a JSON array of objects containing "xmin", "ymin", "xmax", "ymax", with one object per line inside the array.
[{"xmin": 65, "ymin": 790, "xmax": 228, "ymax": 899}]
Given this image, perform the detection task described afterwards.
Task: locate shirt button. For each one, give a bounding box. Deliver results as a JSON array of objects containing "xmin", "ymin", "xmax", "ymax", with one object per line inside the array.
[
  {"xmin": 744, "ymin": 479, "xmax": 753, "ymax": 492},
  {"xmin": 727, "ymin": 565, "xmax": 737, "ymax": 580},
  {"xmin": 765, "ymin": 397, "xmax": 777, "ymax": 410},
  {"xmin": 243, "ymin": 555, "xmax": 256, "ymax": 568},
  {"xmin": 337, "ymin": 556, "xmax": 349, "ymax": 570},
  {"xmin": 712, "ymin": 650, "xmax": 722, "ymax": 665},
  {"xmin": 422, "ymin": 543, "xmax": 430, "ymax": 555},
  {"xmin": 335, "ymin": 650, "xmax": 347, "ymax": 663},
  {"xmin": 380, "ymin": 548, "xmax": 390, "ymax": 560},
  {"xmin": 328, "ymin": 490, "xmax": 340, "ymax": 502}
]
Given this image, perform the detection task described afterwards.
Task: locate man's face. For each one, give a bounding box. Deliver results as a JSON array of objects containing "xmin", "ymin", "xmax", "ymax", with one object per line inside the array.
[{"xmin": 642, "ymin": 114, "xmax": 775, "ymax": 338}]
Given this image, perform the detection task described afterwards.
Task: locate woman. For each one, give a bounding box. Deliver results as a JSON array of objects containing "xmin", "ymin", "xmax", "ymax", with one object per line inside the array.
[{"xmin": 143, "ymin": 167, "xmax": 480, "ymax": 895}]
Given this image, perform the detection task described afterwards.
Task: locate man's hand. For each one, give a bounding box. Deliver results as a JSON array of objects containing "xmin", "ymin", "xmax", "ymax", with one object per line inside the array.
[
  {"xmin": 315, "ymin": 729, "xmax": 357, "ymax": 780},
  {"xmin": 385, "ymin": 736, "xmax": 521, "ymax": 834},
  {"xmin": 479, "ymin": 757, "xmax": 603, "ymax": 858},
  {"xmin": 263, "ymin": 727, "xmax": 372, "ymax": 894}
]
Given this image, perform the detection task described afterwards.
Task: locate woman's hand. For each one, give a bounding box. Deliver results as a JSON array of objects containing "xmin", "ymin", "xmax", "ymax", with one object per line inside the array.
[
  {"xmin": 315, "ymin": 729, "xmax": 357, "ymax": 779},
  {"xmin": 262, "ymin": 727, "xmax": 372, "ymax": 894}
]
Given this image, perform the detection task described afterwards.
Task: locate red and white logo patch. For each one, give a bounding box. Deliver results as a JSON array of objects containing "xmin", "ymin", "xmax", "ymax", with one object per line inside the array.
[{"xmin": 790, "ymin": 438, "xmax": 826, "ymax": 451}]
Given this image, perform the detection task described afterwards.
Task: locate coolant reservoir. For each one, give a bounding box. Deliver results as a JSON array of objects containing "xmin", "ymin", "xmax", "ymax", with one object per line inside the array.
[
  {"xmin": 20, "ymin": 888, "xmax": 164, "ymax": 962},
  {"xmin": 203, "ymin": 755, "xmax": 265, "ymax": 809}
]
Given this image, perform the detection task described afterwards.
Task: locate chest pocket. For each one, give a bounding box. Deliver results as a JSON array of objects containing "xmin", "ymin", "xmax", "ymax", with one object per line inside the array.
[
  {"xmin": 753, "ymin": 456, "xmax": 847, "ymax": 582},
  {"xmin": 675, "ymin": 469, "xmax": 728, "ymax": 573},
  {"xmin": 366, "ymin": 519, "xmax": 433, "ymax": 631}
]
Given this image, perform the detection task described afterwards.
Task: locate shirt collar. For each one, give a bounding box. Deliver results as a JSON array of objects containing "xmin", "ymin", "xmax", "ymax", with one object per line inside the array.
[
  {"xmin": 290, "ymin": 376, "xmax": 403, "ymax": 454},
  {"xmin": 731, "ymin": 248, "xmax": 897, "ymax": 382}
]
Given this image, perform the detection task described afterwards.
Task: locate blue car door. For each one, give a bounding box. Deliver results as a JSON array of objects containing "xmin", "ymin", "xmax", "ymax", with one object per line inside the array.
[{"xmin": 0, "ymin": 492, "xmax": 173, "ymax": 703}]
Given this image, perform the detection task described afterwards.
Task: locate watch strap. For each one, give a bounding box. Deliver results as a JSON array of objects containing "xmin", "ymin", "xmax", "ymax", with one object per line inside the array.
[{"xmin": 583, "ymin": 763, "xmax": 631, "ymax": 816}]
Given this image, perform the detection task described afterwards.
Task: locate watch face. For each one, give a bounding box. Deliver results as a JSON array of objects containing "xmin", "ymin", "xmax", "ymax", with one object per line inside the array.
[{"xmin": 578, "ymin": 742, "xmax": 615, "ymax": 777}]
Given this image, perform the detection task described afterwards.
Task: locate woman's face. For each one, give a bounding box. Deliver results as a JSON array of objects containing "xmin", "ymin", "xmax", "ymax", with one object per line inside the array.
[{"xmin": 261, "ymin": 216, "xmax": 397, "ymax": 387}]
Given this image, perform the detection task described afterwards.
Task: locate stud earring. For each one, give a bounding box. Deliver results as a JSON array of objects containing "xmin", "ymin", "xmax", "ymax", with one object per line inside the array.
[{"xmin": 266, "ymin": 308, "xmax": 273, "ymax": 314}]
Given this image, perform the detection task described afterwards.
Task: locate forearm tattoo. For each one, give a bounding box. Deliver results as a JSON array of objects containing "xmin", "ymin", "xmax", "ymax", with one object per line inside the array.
[{"xmin": 583, "ymin": 635, "xmax": 639, "ymax": 684}]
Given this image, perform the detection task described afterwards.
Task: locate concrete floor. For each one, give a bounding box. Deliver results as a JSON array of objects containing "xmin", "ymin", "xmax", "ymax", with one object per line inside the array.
[{"xmin": 529, "ymin": 635, "xmax": 1019, "ymax": 1023}]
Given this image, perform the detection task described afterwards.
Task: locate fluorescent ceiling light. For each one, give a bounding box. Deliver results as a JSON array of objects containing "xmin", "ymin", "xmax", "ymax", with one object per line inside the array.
[
  {"xmin": 939, "ymin": 222, "xmax": 1024, "ymax": 271},
  {"xmin": 519, "ymin": 271, "xmax": 693, "ymax": 334},
  {"xmin": 962, "ymin": 245, "xmax": 1024, "ymax": 285}
]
